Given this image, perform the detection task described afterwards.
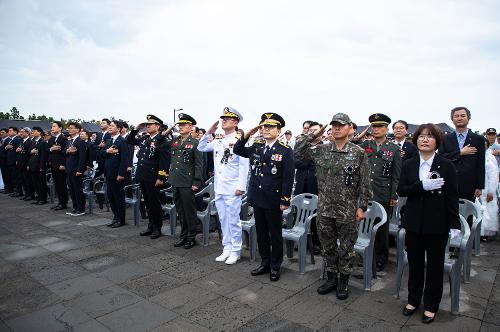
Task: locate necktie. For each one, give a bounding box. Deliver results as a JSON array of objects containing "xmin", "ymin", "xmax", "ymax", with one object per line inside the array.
[
  {"xmin": 458, "ymin": 133, "xmax": 465, "ymax": 149},
  {"xmin": 264, "ymin": 145, "xmax": 269, "ymax": 154}
]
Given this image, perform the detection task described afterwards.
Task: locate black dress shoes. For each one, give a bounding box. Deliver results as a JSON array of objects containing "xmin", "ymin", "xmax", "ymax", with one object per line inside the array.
[
  {"xmin": 150, "ymin": 231, "xmax": 162, "ymax": 239},
  {"xmin": 140, "ymin": 230, "xmax": 153, "ymax": 236},
  {"xmin": 54, "ymin": 205, "xmax": 67, "ymax": 211},
  {"xmin": 251, "ymin": 265, "xmax": 270, "ymax": 276},
  {"xmin": 36, "ymin": 201, "xmax": 47, "ymax": 205},
  {"xmin": 31, "ymin": 200, "xmax": 40, "ymax": 204},
  {"xmin": 184, "ymin": 239, "xmax": 196, "ymax": 248},
  {"xmin": 111, "ymin": 222, "xmax": 125, "ymax": 228},
  {"xmin": 50, "ymin": 204, "xmax": 59, "ymax": 210},
  {"xmin": 422, "ymin": 313, "xmax": 435, "ymax": 324},
  {"xmin": 270, "ymin": 269, "xmax": 280, "ymax": 282},
  {"xmin": 402, "ymin": 305, "xmax": 417, "ymax": 316},
  {"xmin": 174, "ymin": 238, "xmax": 187, "ymax": 247}
]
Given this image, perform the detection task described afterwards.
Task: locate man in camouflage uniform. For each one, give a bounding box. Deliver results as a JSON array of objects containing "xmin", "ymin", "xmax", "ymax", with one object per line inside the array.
[
  {"xmin": 295, "ymin": 113, "xmax": 372, "ymax": 300},
  {"xmin": 357, "ymin": 113, "xmax": 401, "ymax": 272}
]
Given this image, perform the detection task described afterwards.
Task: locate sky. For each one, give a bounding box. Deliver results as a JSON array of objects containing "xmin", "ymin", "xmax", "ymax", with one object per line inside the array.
[{"xmin": 1, "ymin": 0, "xmax": 500, "ymax": 134}]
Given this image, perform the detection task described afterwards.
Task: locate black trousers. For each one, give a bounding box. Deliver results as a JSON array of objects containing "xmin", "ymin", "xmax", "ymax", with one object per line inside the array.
[
  {"xmin": 253, "ymin": 206, "xmax": 284, "ymax": 270},
  {"xmin": 107, "ymin": 177, "xmax": 125, "ymax": 223},
  {"xmin": 140, "ymin": 181, "xmax": 163, "ymax": 232},
  {"xmin": 13, "ymin": 166, "xmax": 23, "ymax": 194},
  {"xmin": 375, "ymin": 201, "xmax": 391, "ymax": 265},
  {"xmin": 53, "ymin": 169, "xmax": 68, "ymax": 206},
  {"xmin": 406, "ymin": 230, "xmax": 448, "ymax": 313},
  {"xmin": 1, "ymin": 165, "xmax": 13, "ymax": 192},
  {"xmin": 458, "ymin": 192, "xmax": 475, "ymax": 202},
  {"xmin": 67, "ymin": 173, "xmax": 85, "ymax": 211},
  {"xmin": 173, "ymin": 187, "xmax": 197, "ymax": 241},
  {"xmin": 20, "ymin": 168, "xmax": 33, "ymax": 197},
  {"xmin": 31, "ymin": 171, "xmax": 47, "ymax": 201}
]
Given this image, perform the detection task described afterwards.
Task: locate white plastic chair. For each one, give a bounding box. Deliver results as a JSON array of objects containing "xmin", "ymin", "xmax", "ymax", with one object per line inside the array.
[{"xmin": 124, "ymin": 184, "xmax": 142, "ymax": 227}]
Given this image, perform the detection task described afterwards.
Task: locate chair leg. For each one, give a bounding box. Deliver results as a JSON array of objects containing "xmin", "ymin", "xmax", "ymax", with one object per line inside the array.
[
  {"xmin": 450, "ymin": 267, "xmax": 461, "ymax": 314},
  {"xmin": 394, "ymin": 255, "xmax": 405, "ymax": 298},
  {"xmin": 133, "ymin": 203, "xmax": 139, "ymax": 227},
  {"xmin": 363, "ymin": 251, "xmax": 373, "ymax": 291},
  {"xmin": 250, "ymin": 226, "xmax": 257, "ymax": 262},
  {"xmin": 202, "ymin": 217, "xmax": 209, "ymax": 246},
  {"xmin": 298, "ymin": 239, "xmax": 306, "ymax": 275},
  {"xmin": 464, "ymin": 252, "xmax": 471, "ymax": 283},
  {"xmin": 307, "ymin": 234, "xmax": 315, "ymax": 264},
  {"xmin": 169, "ymin": 210, "xmax": 176, "ymax": 236},
  {"xmin": 88, "ymin": 193, "xmax": 93, "ymax": 214},
  {"xmin": 474, "ymin": 226, "xmax": 481, "ymax": 256}
]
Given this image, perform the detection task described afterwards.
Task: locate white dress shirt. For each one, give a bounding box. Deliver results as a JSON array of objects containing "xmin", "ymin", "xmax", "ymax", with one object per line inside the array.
[{"xmin": 419, "ymin": 152, "xmax": 435, "ymax": 180}]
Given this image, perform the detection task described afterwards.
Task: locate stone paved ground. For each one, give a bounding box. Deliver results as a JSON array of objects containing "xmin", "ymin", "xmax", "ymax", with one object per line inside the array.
[{"xmin": 0, "ymin": 195, "xmax": 499, "ymax": 332}]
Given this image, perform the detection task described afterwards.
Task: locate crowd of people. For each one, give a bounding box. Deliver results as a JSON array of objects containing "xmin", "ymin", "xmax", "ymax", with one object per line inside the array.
[{"xmin": 0, "ymin": 106, "xmax": 499, "ymax": 324}]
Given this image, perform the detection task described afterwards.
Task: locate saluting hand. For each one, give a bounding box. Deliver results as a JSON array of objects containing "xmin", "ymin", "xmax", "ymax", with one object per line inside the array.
[
  {"xmin": 280, "ymin": 205, "xmax": 288, "ymax": 211},
  {"xmin": 245, "ymin": 125, "xmax": 261, "ymax": 140},
  {"xmin": 161, "ymin": 125, "xmax": 176, "ymax": 136},
  {"xmin": 207, "ymin": 121, "xmax": 219, "ymax": 135},
  {"xmin": 155, "ymin": 179, "xmax": 164, "ymax": 187}
]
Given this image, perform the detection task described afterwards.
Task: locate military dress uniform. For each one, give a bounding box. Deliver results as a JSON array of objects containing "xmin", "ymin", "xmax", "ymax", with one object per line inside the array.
[
  {"xmin": 127, "ymin": 115, "xmax": 170, "ymax": 238},
  {"xmin": 167, "ymin": 113, "xmax": 204, "ymax": 248},
  {"xmin": 17, "ymin": 133, "xmax": 34, "ymax": 199},
  {"xmin": 233, "ymin": 113, "xmax": 294, "ymax": 280},
  {"xmin": 295, "ymin": 113, "xmax": 372, "ymax": 298},
  {"xmin": 197, "ymin": 107, "xmax": 249, "ymax": 263},
  {"xmin": 358, "ymin": 113, "xmax": 402, "ymax": 269}
]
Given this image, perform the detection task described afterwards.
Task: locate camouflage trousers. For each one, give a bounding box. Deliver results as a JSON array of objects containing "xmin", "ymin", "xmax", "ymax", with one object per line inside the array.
[{"xmin": 317, "ymin": 216, "xmax": 358, "ymax": 275}]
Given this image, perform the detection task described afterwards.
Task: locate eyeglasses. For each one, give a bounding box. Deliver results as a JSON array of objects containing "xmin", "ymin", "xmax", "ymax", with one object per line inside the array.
[{"xmin": 417, "ymin": 134, "xmax": 435, "ymax": 140}]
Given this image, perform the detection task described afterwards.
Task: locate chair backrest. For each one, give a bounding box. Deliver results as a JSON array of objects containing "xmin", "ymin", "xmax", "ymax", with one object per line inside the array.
[
  {"xmin": 446, "ymin": 215, "xmax": 471, "ymax": 256},
  {"xmin": 358, "ymin": 201, "xmax": 387, "ymax": 239},
  {"xmin": 94, "ymin": 178, "xmax": 107, "ymax": 194},
  {"xmin": 46, "ymin": 172, "xmax": 53, "ymax": 184},
  {"xmin": 458, "ymin": 199, "xmax": 482, "ymax": 229},
  {"xmin": 195, "ymin": 182, "xmax": 215, "ymax": 212},
  {"xmin": 389, "ymin": 197, "xmax": 407, "ymax": 227},
  {"xmin": 290, "ymin": 194, "xmax": 318, "ymax": 229}
]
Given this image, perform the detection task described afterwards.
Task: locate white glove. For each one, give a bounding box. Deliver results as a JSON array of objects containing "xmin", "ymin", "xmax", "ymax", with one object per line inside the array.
[
  {"xmin": 450, "ymin": 229, "xmax": 461, "ymax": 239},
  {"xmin": 422, "ymin": 178, "xmax": 444, "ymax": 191}
]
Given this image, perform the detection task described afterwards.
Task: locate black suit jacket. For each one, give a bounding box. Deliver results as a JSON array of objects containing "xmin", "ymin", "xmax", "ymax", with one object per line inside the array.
[
  {"xmin": 16, "ymin": 138, "xmax": 32, "ymax": 170},
  {"xmin": 3, "ymin": 136, "xmax": 21, "ymax": 166},
  {"xmin": 102, "ymin": 135, "xmax": 129, "ymax": 179},
  {"xmin": 64, "ymin": 136, "xmax": 87, "ymax": 175},
  {"xmin": 48, "ymin": 135, "xmax": 68, "ymax": 171},
  {"xmin": 399, "ymin": 140, "xmax": 418, "ymax": 162},
  {"xmin": 28, "ymin": 139, "xmax": 48, "ymax": 171},
  {"xmin": 438, "ymin": 130, "xmax": 485, "ymax": 194},
  {"xmin": 397, "ymin": 154, "xmax": 460, "ymax": 235}
]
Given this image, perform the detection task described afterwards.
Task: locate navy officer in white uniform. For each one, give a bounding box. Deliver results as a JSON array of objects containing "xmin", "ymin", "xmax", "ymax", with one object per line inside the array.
[{"xmin": 198, "ymin": 107, "xmax": 249, "ymax": 265}]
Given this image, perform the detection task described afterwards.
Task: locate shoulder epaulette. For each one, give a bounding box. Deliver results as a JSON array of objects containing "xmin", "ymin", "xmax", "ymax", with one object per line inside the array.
[
  {"xmin": 279, "ymin": 141, "xmax": 290, "ymax": 148},
  {"xmin": 235, "ymin": 134, "xmax": 241, "ymax": 140},
  {"xmin": 215, "ymin": 134, "xmax": 224, "ymax": 139},
  {"xmin": 254, "ymin": 139, "xmax": 265, "ymax": 144}
]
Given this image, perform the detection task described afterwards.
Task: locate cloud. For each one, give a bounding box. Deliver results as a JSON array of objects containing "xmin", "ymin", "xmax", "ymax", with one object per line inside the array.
[{"xmin": 1, "ymin": 0, "xmax": 499, "ymax": 132}]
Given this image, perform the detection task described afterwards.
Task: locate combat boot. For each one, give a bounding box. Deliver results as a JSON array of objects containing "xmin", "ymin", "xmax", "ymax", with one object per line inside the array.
[
  {"xmin": 317, "ymin": 272, "xmax": 338, "ymax": 295},
  {"xmin": 336, "ymin": 273, "xmax": 350, "ymax": 300}
]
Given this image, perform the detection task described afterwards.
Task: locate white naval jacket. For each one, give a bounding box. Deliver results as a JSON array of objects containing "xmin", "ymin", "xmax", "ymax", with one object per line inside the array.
[{"xmin": 197, "ymin": 132, "xmax": 249, "ymax": 195}]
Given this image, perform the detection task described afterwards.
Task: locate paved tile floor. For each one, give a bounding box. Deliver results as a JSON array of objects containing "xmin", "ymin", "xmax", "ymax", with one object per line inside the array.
[{"xmin": 0, "ymin": 196, "xmax": 499, "ymax": 331}]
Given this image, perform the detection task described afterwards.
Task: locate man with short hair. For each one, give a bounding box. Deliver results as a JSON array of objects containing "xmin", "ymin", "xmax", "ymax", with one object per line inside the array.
[
  {"xmin": 282, "ymin": 130, "xmax": 295, "ymax": 149},
  {"xmin": 0, "ymin": 128, "xmax": 8, "ymax": 192},
  {"xmin": 358, "ymin": 114, "xmax": 402, "ymax": 272},
  {"xmin": 4, "ymin": 127, "xmax": 22, "ymax": 195},
  {"xmin": 17, "ymin": 127, "xmax": 35, "ymax": 201},
  {"xmin": 295, "ymin": 113, "xmax": 372, "ymax": 300},
  {"xmin": 198, "ymin": 107, "xmax": 249, "ymax": 264},
  {"xmin": 29, "ymin": 127, "xmax": 49, "ymax": 204},
  {"xmin": 128, "ymin": 115, "xmax": 170, "ymax": 239},
  {"xmin": 64, "ymin": 122, "xmax": 87, "ymax": 216},
  {"xmin": 485, "ymin": 128, "xmax": 500, "ymax": 168},
  {"xmin": 48, "ymin": 121, "xmax": 69, "ymax": 210},
  {"xmin": 392, "ymin": 120, "xmax": 418, "ymax": 161},
  {"xmin": 439, "ymin": 107, "xmax": 485, "ymax": 202},
  {"xmin": 233, "ymin": 113, "xmax": 294, "ymax": 282},
  {"xmin": 163, "ymin": 113, "xmax": 204, "ymax": 248},
  {"xmin": 102, "ymin": 120, "xmax": 129, "ymax": 228}
]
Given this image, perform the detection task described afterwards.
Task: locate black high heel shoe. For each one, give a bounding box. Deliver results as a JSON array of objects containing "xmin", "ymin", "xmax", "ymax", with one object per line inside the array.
[
  {"xmin": 402, "ymin": 305, "xmax": 417, "ymax": 316},
  {"xmin": 422, "ymin": 312, "xmax": 436, "ymax": 324}
]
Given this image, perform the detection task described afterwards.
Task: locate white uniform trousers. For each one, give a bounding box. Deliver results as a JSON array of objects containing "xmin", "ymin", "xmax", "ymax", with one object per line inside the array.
[{"xmin": 215, "ymin": 194, "xmax": 242, "ymax": 254}]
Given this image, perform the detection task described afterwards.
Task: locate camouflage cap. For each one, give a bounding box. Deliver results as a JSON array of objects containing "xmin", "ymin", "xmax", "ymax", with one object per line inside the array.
[{"xmin": 330, "ymin": 113, "xmax": 352, "ymax": 125}]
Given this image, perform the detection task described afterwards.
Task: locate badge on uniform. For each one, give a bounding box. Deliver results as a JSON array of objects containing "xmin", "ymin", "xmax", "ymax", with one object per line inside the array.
[
  {"xmin": 364, "ymin": 147, "xmax": 373, "ymax": 153},
  {"xmin": 382, "ymin": 150, "xmax": 394, "ymax": 157},
  {"xmin": 185, "ymin": 144, "xmax": 193, "ymax": 149},
  {"xmin": 172, "ymin": 142, "xmax": 179, "ymax": 148},
  {"xmin": 271, "ymin": 165, "xmax": 278, "ymax": 174},
  {"xmin": 271, "ymin": 154, "xmax": 282, "ymax": 161}
]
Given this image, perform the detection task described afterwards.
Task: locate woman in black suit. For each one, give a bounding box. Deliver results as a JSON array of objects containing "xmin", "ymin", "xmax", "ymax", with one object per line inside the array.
[{"xmin": 397, "ymin": 123, "xmax": 460, "ymax": 323}]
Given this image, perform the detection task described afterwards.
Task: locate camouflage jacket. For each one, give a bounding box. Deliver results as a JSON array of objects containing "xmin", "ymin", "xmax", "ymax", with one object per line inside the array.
[
  {"xmin": 295, "ymin": 135, "xmax": 372, "ymax": 221},
  {"xmin": 357, "ymin": 139, "xmax": 401, "ymax": 202}
]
